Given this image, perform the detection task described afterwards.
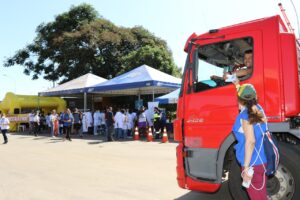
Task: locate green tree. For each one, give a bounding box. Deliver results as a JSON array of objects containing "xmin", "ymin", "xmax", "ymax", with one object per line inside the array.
[
  {"xmin": 4, "ymin": 4, "xmax": 181, "ymax": 84},
  {"xmin": 121, "ymin": 45, "xmax": 181, "ymax": 77}
]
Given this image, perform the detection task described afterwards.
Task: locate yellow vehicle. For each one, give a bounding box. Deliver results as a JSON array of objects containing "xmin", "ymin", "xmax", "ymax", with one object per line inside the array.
[{"xmin": 0, "ymin": 92, "xmax": 66, "ymax": 131}]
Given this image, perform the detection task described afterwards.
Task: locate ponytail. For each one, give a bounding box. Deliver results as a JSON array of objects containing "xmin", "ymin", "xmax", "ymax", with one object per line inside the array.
[{"xmin": 238, "ymin": 97, "xmax": 264, "ymax": 124}]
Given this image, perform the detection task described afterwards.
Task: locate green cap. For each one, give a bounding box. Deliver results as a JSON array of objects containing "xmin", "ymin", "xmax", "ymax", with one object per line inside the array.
[{"xmin": 238, "ymin": 84, "xmax": 257, "ymax": 100}]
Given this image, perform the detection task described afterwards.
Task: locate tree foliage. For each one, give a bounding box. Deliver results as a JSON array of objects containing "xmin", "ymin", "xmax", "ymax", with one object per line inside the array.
[{"xmin": 4, "ymin": 4, "xmax": 181, "ymax": 83}]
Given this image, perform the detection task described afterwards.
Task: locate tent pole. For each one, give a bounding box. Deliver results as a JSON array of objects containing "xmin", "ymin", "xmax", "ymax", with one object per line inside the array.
[
  {"xmin": 84, "ymin": 92, "xmax": 87, "ymax": 112},
  {"xmin": 152, "ymin": 87, "xmax": 154, "ymax": 101},
  {"xmin": 91, "ymin": 94, "xmax": 94, "ymax": 111}
]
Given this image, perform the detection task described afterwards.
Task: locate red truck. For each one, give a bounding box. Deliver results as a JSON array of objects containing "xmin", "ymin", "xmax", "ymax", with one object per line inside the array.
[{"xmin": 174, "ymin": 15, "xmax": 300, "ymax": 200}]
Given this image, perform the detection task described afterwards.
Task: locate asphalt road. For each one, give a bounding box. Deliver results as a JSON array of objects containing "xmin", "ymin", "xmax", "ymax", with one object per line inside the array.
[{"xmin": 0, "ymin": 133, "xmax": 232, "ymax": 200}]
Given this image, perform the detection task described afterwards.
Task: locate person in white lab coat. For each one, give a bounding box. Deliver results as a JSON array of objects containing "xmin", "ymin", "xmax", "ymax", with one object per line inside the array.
[
  {"xmin": 0, "ymin": 113, "xmax": 10, "ymax": 144},
  {"xmin": 145, "ymin": 108, "xmax": 154, "ymax": 135},
  {"xmin": 93, "ymin": 110, "xmax": 101, "ymax": 135},
  {"xmin": 80, "ymin": 112, "xmax": 88, "ymax": 137},
  {"xmin": 100, "ymin": 110, "xmax": 106, "ymax": 135},
  {"xmin": 86, "ymin": 111, "xmax": 93, "ymax": 134},
  {"xmin": 137, "ymin": 106, "xmax": 148, "ymax": 138},
  {"xmin": 114, "ymin": 109, "xmax": 123, "ymax": 140},
  {"xmin": 33, "ymin": 111, "xmax": 40, "ymax": 137}
]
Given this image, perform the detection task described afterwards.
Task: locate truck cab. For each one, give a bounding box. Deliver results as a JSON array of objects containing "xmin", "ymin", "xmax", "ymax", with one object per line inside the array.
[{"xmin": 174, "ymin": 15, "xmax": 300, "ymax": 199}]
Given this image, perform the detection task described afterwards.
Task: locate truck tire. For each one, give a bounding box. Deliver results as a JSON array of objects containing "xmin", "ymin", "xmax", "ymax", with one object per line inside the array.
[
  {"xmin": 228, "ymin": 155, "xmax": 249, "ymax": 200},
  {"xmin": 228, "ymin": 142, "xmax": 300, "ymax": 200}
]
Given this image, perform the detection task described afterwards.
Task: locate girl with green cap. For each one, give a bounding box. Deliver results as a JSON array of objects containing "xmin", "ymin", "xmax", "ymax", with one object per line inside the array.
[{"xmin": 232, "ymin": 80, "xmax": 268, "ymax": 199}]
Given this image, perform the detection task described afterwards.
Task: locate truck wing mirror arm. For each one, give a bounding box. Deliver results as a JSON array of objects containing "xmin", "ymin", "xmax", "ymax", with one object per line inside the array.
[{"xmin": 187, "ymin": 68, "xmax": 193, "ymax": 94}]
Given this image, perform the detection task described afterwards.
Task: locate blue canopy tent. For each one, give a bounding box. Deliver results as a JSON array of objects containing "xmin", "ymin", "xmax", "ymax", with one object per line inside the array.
[
  {"xmin": 86, "ymin": 65, "xmax": 181, "ymax": 100},
  {"xmin": 154, "ymin": 88, "xmax": 180, "ymax": 104}
]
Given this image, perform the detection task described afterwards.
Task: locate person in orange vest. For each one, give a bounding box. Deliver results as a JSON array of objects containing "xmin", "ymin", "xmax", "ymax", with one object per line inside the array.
[{"xmin": 153, "ymin": 107, "xmax": 162, "ymax": 139}]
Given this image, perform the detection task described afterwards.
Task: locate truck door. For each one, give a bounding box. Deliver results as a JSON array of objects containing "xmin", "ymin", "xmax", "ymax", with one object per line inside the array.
[{"xmin": 182, "ymin": 31, "xmax": 264, "ymax": 181}]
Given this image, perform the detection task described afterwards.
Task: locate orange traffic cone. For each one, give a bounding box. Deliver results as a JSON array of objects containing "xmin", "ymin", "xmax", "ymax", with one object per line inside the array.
[
  {"xmin": 134, "ymin": 126, "xmax": 139, "ymax": 140},
  {"xmin": 162, "ymin": 127, "xmax": 169, "ymax": 143},
  {"xmin": 147, "ymin": 127, "xmax": 153, "ymax": 142}
]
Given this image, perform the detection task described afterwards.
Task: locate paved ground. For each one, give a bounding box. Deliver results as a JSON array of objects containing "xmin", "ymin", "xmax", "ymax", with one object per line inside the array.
[{"xmin": 0, "ymin": 133, "xmax": 232, "ymax": 200}]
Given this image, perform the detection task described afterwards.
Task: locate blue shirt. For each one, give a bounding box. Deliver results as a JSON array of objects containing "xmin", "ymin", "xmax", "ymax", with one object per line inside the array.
[
  {"xmin": 63, "ymin": 113, "xmax": 74, "ymax": 127},
  {"xmin": 232, "ymin": 104, "xmax": 267, "ymax": 166}
]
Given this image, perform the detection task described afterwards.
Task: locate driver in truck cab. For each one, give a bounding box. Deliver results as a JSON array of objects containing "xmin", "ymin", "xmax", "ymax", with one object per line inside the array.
[{"xmin": 211, "ymin": 49, "xmax": 253, "ymax": 81}]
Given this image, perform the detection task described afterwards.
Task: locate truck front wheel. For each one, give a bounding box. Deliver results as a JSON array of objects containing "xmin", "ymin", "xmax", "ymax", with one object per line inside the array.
[{"xmin": 228, "ymin": 142, "xmax": 300, "ymax": 200}]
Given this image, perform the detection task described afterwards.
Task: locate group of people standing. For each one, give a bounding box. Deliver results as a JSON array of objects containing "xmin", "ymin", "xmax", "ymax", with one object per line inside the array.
[
  {"xmin": 28, "ymin": 107, "xmax": 140, "ymax": 142},
  {"xmin": 1, "ymin": 105, "xmax": 167, "ymax": 144},
  {"xmin": 103, "ymin": 106, "xmax": 140, "ymax": 142},
  {"xmin": 137, "ymin": 106, "xmax": 166, "ymax": 139},
  {"xmin": 28, "ymin": 108, "xmax": 75, "ymax": 141},
  {"xmin": 101, "ymin": 106, "xmax": 167, "ymax": 142}
]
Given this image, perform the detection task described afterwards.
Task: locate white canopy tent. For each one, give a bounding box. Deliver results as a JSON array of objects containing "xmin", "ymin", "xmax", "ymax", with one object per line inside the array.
[
  {"xmin": 39, "ymin": 73, "xmax": 107, "ymax": 111},
  {"xmin": 154, "ymin": 88, "xmax": 180, "ymax": 104},
  {"xmin": 39, "ymin": 73, "xmax": 107, "ymax": 96}
]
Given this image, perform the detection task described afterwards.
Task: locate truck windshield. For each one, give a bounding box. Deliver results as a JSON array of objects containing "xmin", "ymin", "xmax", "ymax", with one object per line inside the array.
[{"xmin": 193, "ymin": 37, "xmax": 253, "ymax": 92}]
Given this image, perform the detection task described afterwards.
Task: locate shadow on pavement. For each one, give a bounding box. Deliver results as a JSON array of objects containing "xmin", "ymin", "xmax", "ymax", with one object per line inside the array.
[
  {"xmin": 45, "ymin": 140, "xmax": 65, "ymax": 143},
  {"xmin": 175, "ymin": 182, "xmax": 232, "ymax": 200},
  {"xmin": 33, "ymin": 137, "xmax": 47, "ymax": 140},
  {"xmin": 16, "ymin": 136, "xmax": 31, "ymax": 139},
  {"xmin": 11, "ymin": 132, "xmax": 179, "ymax": 145},
  {"xmin": 88, "ymin": 141, "xmax": 104, "ymax": 145}
]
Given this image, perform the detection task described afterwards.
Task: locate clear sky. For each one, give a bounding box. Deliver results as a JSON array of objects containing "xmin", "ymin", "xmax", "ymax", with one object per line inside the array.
[{"xmin": 0, "ymin": 0, "xmax": 299, "ymax": 100}]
